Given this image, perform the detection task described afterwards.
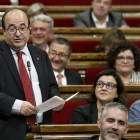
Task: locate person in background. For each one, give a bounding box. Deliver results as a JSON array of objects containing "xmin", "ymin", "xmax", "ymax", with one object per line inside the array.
[
  {"xmin": 27, "ymin": 2, "xmax": 47, "ymax": 23},
  {"xmin": 74, "ymin": 0, "xmax": 129, "ymax": 28},
  {"xmin": 70, "ymin": 69, "xmax": 127, "ymax": 124},
  {"xmin": 107, "ymin": 41, "xmax": 140, "ymax": 84},
  {"xmin": 48, "ymin": 38, "xmax": 83, "ymax": 85},
  {"xmin": 96, "ymin": 28, "xmax": 126, "ymax": 54},
  {"xmin": 0, "ymin": 8, "xmax": 64, "ymax": 140},
  {"xmin": 87, "ymin": 102, "xmax": 129, "ymax": 140},
  {"xmin": 31, "ymin": 14, "xmax": 54, "ymax": 52},
  {"xmin": 129, "ymin": 99, "xmax": 140, "ymax": 123}
]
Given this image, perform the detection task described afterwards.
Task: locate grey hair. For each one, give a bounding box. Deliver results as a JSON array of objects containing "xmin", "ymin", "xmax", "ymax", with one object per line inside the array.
[
  {"xmin": 32, "ymin": 14, "xmax": 54, "ymax": 31},
  {"xmin": 100, "ymin": 102, "xmax": 128, "ymax": 125},
  {"xmin": 50, "ymin": 38, "xmax": 72, "ymax": 56},
  {"xmin": 27, "ymin": 2, "xmax": 47, "ymax": 17}
]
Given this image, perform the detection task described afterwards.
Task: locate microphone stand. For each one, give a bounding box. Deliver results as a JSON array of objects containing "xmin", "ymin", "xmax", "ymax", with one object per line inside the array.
[{"xmin": 27, "ymin": 61, "xmax": 38, "ymax": 125}]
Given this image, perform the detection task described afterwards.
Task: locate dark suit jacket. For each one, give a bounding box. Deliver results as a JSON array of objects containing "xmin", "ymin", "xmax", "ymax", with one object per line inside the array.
[
  {"xmin": 74, "ymin": 8, "xmax": 128, "ymax": 27},
  {"xmin": 87, "ymin": 136, "xmax": 128, "ymax": 140},
  {"xmin": 65, "ymin": 68, "xmax": 83, "ymax": 85},
  {"xmin": 0, "ymin": 40, "xmax": 60, "ymax": 140},
  {"xmin": 70, "ymin": 103, "xmax": 98, "ymax": 124}
]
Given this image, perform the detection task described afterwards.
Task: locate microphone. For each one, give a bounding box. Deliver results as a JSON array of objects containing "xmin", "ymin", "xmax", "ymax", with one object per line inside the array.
[{"xmin": 27, "ymin": 61, "xmax": 38, "ymax": 125}]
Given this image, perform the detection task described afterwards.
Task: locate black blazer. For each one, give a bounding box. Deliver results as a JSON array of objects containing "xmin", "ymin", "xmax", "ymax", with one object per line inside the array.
[
  {"xmin": 65, "ymin": 68, "xmax": 83, "ymax": 85},
  {"xmin": 70, "ymin": 103, "xmax": 98, "ymax": 124},
  {"xmin": 74, "ymin": 8, "xmax": 128, "ymax": 27},
  {"xmin": 0, "ymin": 40, "xmax": 60, "ymax": 140}
]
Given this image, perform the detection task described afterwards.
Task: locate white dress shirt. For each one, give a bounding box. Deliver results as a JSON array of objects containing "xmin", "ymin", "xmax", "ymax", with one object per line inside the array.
[
  {"xmin": 11, "ymin": 44, "xmax": 43, "ymax": 123},
  {"xmin": 53, "ymin": 69, "xmax": 67, "ymax": 85},
  {"xmin": 46, "ymin": 44, "xmax": 49, "ymax": 53},
  {"xmin": 92, "ymin": 12, "xmax": 109, "ymax": 28}
]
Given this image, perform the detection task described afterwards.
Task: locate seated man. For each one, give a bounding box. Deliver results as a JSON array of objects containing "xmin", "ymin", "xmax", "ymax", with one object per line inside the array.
[
  {"xmin": 87, "ymin": 102, "xmax": 129, "ymax": 140},
  {"xmin": 74, "ymin": 0, "xmax": 129, "ymax": 28},
  {"xmin": 129, "ymin": 100, "xmax": 140, "ymax": 123},
  {"xmin": 48, "ymin": 38, "xmax": 83, "ymax": 85},
  {"xmin": 31, "ymin": 14, "xmax": 54, "ymax": 52}
]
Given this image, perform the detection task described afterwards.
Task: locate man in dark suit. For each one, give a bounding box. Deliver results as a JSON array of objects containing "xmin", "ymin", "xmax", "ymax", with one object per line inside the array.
[
  {"xmin": 48, "ymin": 38, "xmax": 83, "ymax": 85},
  {"xmin": 74, "ymin": 0, "xmax": 129, "ymax": 28},
  {"xmin": 0, "ymin": 8, "xmax": 64, "ymax": 140},
  {"xmin": 87, "ymin": 102, "xmax": 129, "ymax": 140}
]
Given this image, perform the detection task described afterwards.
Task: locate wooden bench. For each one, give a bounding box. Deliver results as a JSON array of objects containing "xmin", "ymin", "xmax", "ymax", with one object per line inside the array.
[{"xmin": 25, "ymin": 124, "xmax": 140, "ymax": 140}]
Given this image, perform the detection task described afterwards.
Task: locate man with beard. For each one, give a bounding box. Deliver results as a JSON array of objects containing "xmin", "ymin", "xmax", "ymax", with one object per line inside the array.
[
  {"xmin": 87, "ymin": 102, "xmax": 129, "ymax": 140},
  {"xmin": 48, "ymin": 38, "xmax": 83, "ymax": 85},
  {"xmin": 31, "ymin": 14, "xmax": 54, "ymax": 53}
]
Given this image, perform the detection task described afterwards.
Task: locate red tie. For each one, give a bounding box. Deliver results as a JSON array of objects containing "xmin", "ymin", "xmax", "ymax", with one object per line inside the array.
[
  {"xmin": 17, "ymin": 51, "xmax": 36, "ymax": 126},
  {"xmin": 57, "ymin": 73, "xmax": 62, "ymax": 85}
]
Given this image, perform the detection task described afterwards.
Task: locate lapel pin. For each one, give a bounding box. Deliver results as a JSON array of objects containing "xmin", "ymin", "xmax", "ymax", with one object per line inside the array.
[{"xmin": 37, "ymin": 57, "xmax": 40, "ymax": 60}]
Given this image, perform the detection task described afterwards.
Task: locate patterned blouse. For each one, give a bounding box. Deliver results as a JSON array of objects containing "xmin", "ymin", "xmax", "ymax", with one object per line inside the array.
[{"xmin": 129, "ymin": 70, "xmax": 140, "ymax": 83}]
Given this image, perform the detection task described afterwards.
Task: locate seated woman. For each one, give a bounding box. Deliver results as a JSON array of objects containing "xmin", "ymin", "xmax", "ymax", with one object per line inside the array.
[
  {"xmin": 96, "ymin": 28, "xmax": 126, "ymax": 54},
  {"xmin": 70, "ymin": 69, "xmax": 127, "ymax": 124},
  {"xmin": 108, "ymin": 41, "xmax": 140, "ymax": 84}
]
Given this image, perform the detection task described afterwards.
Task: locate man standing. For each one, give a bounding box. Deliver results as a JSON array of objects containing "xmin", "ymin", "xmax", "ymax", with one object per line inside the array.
[
  {"xmin": 0, "ymin": 8, "xmax": 63, "ymax": 140},
  {"xmin": 87, "ymin": 102, "xmax": 129, "ymax": 140},
  {"xmin": 31, "ymin": 14, "xmax": 54, "ymax": 52},
  {"xmin": 48, "ymin": 38, "xmax": 83, "ymax": 85},
  {"xmin": 74, "ymin": 0, "xmax": 129, "ymax": 28}
]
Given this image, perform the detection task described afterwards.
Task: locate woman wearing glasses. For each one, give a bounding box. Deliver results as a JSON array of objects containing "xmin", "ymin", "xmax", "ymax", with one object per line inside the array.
[
  {"xmin": 108, "ymin": 41, "xmax": 140, "ymax": 84},
  {"xmin": 70, "ymin": 69, "xmax": 127, "ymax": 124}
]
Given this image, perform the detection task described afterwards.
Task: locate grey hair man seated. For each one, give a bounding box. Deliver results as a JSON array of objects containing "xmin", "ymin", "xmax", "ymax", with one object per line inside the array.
[
  {"xmin": 31, "ymin": 14, "xmax": 54, "ymax": 52},
  {"xmin": 87, "ymin": 102, "xmax": 129, "ymax": 140}
]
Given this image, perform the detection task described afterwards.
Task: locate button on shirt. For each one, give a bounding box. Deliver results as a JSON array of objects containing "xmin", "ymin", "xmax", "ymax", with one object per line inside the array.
[
  {"xmin": 92, "ymin": 12, "xmax": 109, "ymax": 28},
  {"xmin": 54, "ymin": 70, "xmax": 67, "ymax": 85},
  {"xmin": 11, "ymin": 44, "xmax": 43, "ymax": 123}
]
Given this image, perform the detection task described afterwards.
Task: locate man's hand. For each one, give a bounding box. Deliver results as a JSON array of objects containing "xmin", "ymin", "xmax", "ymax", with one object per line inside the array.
[
  {"xmin": 121, "ymin": 25, "xmax": 129, "ymax": 28},
  {"xmin": 20, "ymin": 101, "xmax": 38, "ymax": 116},
  {"xmin": 52, "ymin": 103, "xmax": 65, "ymax": 111}
]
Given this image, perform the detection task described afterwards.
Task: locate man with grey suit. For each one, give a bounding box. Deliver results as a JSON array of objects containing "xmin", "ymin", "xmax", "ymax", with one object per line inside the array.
[{"xmin": 74, "ymin": 0, "xmax": 129, "ymax": 28}]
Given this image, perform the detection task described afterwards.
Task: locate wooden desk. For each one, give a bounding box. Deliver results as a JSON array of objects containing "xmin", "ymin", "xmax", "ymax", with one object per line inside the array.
[
  {"xmin": 59, "ymin": 85, "xmax": 140, "ymax": 101},
  {"xmin": 25, "ymin": 124, "xmax": 140, "ymax": 140}
]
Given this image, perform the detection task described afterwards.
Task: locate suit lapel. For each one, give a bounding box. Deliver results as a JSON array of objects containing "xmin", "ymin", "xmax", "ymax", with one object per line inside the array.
[
  {"xmin": 89, "ymin": 8, "xmax": 96, "ymax": 27},
  {"xmin": 65, "ymin": 69, "xmax": 74, "ymax": 85},
  {"xmin": 90, "ymin": 103, "xmax": 98, "ymax": 123},
  {"xmin": 0, "ymin": 41, "xmax": 24, "ymax": 93}
]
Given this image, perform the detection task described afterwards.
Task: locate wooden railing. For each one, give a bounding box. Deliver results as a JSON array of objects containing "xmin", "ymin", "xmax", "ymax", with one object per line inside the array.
[{"xmin": 25, "ymin": 123, "xmax": 140, "ymax": 140}]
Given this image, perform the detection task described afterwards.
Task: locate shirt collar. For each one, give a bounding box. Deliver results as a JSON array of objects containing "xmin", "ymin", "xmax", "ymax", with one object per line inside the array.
[
  {"xmin": 54, "ymin": 69, "xmax": 65, "ymax": 78},
  {"xmin": 10, "ymin": 43, "xmax": 29, "ymax": 56},
  {"xmin": 92, "ymin": 12, "xmax": 109, "ymax": 24}
]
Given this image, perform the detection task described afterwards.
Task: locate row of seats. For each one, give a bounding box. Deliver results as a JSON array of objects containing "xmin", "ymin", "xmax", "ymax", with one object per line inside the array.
[
  {"xmin": 50, "ymin": 85, "xmax": 140, "ymax": 124},
  {"xmin": 53, "ymin": 18, "xmax": 140, "ymax": 27},
  {"xmin": 1, "ymin": 0, "xmax": 140, "ymax": 5},
  {"xmin": 19, "ymin": 0, "xmax": 140, "ymax": 5}
]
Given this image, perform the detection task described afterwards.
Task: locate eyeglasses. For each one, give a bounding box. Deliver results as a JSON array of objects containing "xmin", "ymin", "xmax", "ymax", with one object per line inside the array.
[
  {"xmin": 96, "ymin": 80, "xmax": 117, "ymax": 90},
  {"xmin": 116, "ymin": 56, "xmax": 134, "ymax": 62},
  {"xmin": 5, "ymin": 24, "xmax": 29, "ymax": 34},
  {"xmin": 49, "ymin": 51, "xmax": 69, "ymax": 59}
]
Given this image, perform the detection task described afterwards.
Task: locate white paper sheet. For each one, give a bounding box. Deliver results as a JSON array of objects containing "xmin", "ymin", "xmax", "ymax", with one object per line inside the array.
[{"xmin": 37, "ymin": 91, "xmax": 79, "ymax": 113}]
